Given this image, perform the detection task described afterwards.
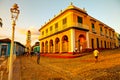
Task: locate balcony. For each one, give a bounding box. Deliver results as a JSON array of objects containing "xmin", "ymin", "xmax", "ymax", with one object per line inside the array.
[
  {"xmin": 71, "ymin": 23, "xmax": 89, "ymax": 31},
  {"xmin": 39, "ymin": 23, "xmax": 89, "ymax": 40},
  {"xmin": 110, "ymin": 36, "xmax": 113, "ymax": 39},
  {"xmin": 106, "ymin": 34, "xmax": 109, "ymax": 38},
  {"xmin": 92, "ymin": 28, "xmax": 97, "ymax": 34},
  {"xmin": 100, "ymin": 32, "xmax": 104, "ymax": 36}
]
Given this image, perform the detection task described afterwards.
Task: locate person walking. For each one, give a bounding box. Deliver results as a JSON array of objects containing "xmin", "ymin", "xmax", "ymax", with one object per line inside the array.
[
  {"xmin": 36, "ymin": 52, "xmax": 40, "ymax": 64},
  {"xmin": 93, "ymin": 49, "xmax": 99, "ymax": 62}
]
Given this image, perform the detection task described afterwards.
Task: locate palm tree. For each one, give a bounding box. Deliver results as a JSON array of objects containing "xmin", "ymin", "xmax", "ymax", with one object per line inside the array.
[{"xmin": 0, "ymin": 18, "xmax": 2, "ymax": 27}]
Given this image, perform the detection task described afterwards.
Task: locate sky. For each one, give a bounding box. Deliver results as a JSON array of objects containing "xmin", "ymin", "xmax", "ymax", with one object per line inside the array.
[{"xmin": 0, "ymin": 0, "xmax": 120, "ymax": 46}]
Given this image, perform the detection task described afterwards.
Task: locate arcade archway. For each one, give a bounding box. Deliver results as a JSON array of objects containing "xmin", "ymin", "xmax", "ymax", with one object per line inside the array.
[
  {"xmin": 62, "ymin": 35, "xmax": 68, "ymax": 53},
  {"xmin": 78, "ymin": 34, "xmax": 86, "ymax": 52},
  {"xmin": 55, "ymin": 38, "xmax": 60, "ymax": 53},
  {"xmin": 49, "ymin": 39, "xmax": 53, "ymax": 53},
  {"xmin": 45, "ymin": 41, "xmax": 48, "ymax": 53}
]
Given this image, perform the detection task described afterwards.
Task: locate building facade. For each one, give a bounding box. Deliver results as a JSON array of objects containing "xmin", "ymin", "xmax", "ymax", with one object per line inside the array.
[
  {"xmin": 39, "ymin": 4, "xmax": 116, "ymax": 54},
  {"xmin": 115, "ymin": 33, "xmax": 120, "ymax": 47},
  {"xmin": 0, "ymin": 38, "xmax": 25, "ymax": 56}
]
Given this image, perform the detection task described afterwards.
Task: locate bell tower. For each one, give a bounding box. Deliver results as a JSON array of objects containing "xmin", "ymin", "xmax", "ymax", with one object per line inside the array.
[{"xmin": 26, "ymin": 30, "xmax": 31, "ymax": 55}]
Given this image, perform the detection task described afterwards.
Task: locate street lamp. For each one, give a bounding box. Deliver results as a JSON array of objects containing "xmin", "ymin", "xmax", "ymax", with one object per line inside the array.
[{"xmin": 8, "ymin": 3, "xmax": 20, "ymax": 80}]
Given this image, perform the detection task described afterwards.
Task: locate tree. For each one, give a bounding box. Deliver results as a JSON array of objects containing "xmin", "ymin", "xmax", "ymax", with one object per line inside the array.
[{"xmin": 0, "ymin": 18, "xmax": 2, "ymax": 27}]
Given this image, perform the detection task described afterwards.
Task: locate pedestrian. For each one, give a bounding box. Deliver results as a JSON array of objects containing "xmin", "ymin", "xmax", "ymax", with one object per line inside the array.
[
  {"xmin": 30, "ymin": 51, "xmax": 34, "ymax": 57},
  {"xmin": 75, "ymin": 47, "xmax": 77, "ymax": 52},
  {"xmin": 93, "ymin": 49, "xmax": 99, "ymax": 62},
  {"xmin": 36, "ymin": 52, "xmax": 40, "ymax": 64}
]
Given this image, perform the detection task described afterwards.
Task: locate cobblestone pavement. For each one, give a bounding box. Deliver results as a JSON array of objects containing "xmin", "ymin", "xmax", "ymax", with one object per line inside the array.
[{"xmin": 2, "ymin": 48, "xmax": 120, "ymax": 80}]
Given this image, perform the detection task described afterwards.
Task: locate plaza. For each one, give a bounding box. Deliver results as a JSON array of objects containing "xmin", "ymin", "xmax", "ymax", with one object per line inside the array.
[
  {"xmin": 0, "ymin": 1, "xmax": 120, "ymax": 80},
  {"xmin": 2, "ymin": 48, "xmax": 120, "ymax": 80}
]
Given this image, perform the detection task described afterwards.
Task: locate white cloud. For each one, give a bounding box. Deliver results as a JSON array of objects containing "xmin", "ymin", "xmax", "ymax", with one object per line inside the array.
[{"xmin": 15, "ymin": 26, "xmax": 40, "ymax": 45}]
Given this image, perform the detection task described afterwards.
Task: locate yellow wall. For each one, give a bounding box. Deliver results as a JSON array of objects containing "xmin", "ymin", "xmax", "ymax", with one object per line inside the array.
[{"xmin": 40, "ymin": 29, "xmax": 72, "ymax": 53}]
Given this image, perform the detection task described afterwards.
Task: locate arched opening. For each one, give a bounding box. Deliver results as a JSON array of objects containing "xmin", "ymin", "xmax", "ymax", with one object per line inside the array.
[
  {"xmin": 101, "ymin": 40, "xmax": 103, "ymax": 49},
  {"xmin": 49, "ymin": 39, "xmax": 53, "ymax": 53},
  {"xmin": 41, "ymin": 42, "xmax": 44, "ymax": 53},
  {"xmin": 45, "ymin": 41, "xmax": 48, "ymax": 53},
  {"xmin": 55, "ymin": 38, "xmax": 60, "ymax": 53},
  {"xmin": 62, "ymin": 35, "xmax": 68, "ymax": 53},
  {"xmin": 104, "ymin": 41, "xmax": 106, "ymax": 48},
  {"xmin": 110, "ymin": 42, "xmax": 111, "ymax": 49},
  {"xmin": 97, "ymin": 38, "xmax": 99, "ymax": 48},
  {"xmin": 78, "ymin": 34, "xmax": 86, "ymax": 52},
  {"xmin": 91, "ymin": 39, "xmax": 94, "ymax": 50}
]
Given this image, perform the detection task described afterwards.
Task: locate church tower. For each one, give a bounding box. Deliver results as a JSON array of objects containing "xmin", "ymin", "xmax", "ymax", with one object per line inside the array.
[{"xmin": 26, "ymin": 30, "xmax": 31, "ymax": 55}]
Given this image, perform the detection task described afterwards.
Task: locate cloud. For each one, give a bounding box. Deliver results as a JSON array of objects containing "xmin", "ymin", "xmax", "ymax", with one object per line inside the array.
[
  {"xmin": 28, "ymin": 26, "xmax": 40, "ymax": 35},
  {"xmin": 0, "ymin": 26, "xmax": 40, "ymax": 46},
  {"xmin": 16, "ymin": 26, "xmax": 39, "ymax": 35},
  {"xmin": 15, "ymin": 26, "xmax": 40, "ymax": 45},
  {"xmin": 17, "ymin": 27, "xmax": 26, "ymax": 35}
]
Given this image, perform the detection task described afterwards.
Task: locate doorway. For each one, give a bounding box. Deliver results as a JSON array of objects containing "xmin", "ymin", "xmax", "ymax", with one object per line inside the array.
[
  {"xmin": 91, "ymin": 39, "xmax": 94, "ymax": 50},
  {"xmin": 1, "ymin": 45, "xmax": 7, "ymax": 56}
]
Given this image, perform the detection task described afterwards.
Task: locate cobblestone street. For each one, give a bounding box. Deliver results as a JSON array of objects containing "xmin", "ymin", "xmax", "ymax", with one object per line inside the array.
[{"xmin": 2, "ymin": 48, "xmax": 120, "ymax": 80}]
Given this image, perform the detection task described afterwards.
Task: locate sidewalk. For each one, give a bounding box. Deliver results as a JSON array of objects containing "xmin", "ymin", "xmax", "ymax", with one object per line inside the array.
[
  {"xmin": 2, "ymin": 57, "xmax": 21, "ymax": 80},
  {"xmin": 40, "ymin": 52, "xmax": 88, "ymax": 58},
  {"xmin": 0, "ymin": 56, "xmax": 6, "ymax": 64},
  {"xmin": 13, "ymin": 57, "xmax": 21, "ymax": 80},
  {"xmin": 0, "ymin": 56, "xmax": 7, "ymax": 80}
]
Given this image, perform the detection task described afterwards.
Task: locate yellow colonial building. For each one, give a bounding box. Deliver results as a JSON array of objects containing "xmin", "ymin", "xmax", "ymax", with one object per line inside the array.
[
  {"xmin": 39, "ymin": 3, "xmax": 116, "ymax": 54},
  {"xmin": 115, "ymin": 33, "xmax": 120, "ymax": 48}
]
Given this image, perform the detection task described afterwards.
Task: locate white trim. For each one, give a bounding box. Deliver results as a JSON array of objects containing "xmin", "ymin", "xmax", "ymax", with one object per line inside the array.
[
  {"xmin": 86, "ymin": 32, "xmax": 90, "ymax": 48},
  {"xmin": 71, "ymin": 29, "xmax": 75, "ymax": 52}
]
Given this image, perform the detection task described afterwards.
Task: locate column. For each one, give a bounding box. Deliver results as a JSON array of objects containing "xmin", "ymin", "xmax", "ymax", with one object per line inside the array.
[
  {"xmin": 70, "ymin": 29, "xmax": 75, "ymax": 54},
  {"xmin": 48, "ymin": 41, "xmax": 50, "ymax": 53},
  {"xmin": 60, "ymin": 40, "xmax": 62, "ymax": 54},
  {"xmin": 86, "ymin": 32, "xmax": 90, "ymax": 48},
  {"xmin": 40, "ymin": 42, "xmax": 42, "ymax": 53},
  {"xmin": 53, "ymin": 40, "xmax": 56, "ymax": 53}
]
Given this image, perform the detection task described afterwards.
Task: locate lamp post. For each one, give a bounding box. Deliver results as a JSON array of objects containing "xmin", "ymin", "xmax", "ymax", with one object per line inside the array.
[{"xmin": 8, "ymin": 3, "xmax": 20, "ymax": 80}]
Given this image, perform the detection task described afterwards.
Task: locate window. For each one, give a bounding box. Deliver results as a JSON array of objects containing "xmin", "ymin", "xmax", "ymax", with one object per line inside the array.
[
  {"xmin": 92, "ymin": 23, "xmax": 95, "ymax": 29},
  {"xmin": 92, "ymin": 23, "xmax": 96, "ymax": 33},
  {"xmin": 50, "ymin": 26, "xmax": 52, "ymax": 31},
  {"xmin": 63, "ymin": 18, "xmax": 67, "ymax": 25},
  {"xmin": 46, "ymin": 29, "xmax": 48, "ymax": 33},
  {"xmin": 105, "ymin": 29, "xmax": 108, "ymax": 38},
  {"xmin": 42, "ymin": 31, "xmax": 44, "ymax": 35},
  {"xmin": 55, "ymin": 23, "xmax": 58, "ymax": 29},
  {"xmin": 113, "ymin": 32, "xmax": 114, "ymax": 37},
  {"xmin": 100, "ymin": 26, "xmax": 104, "ymax": 36},
  {"xmin": 78, "ymin": 16, "xmax": 82, "ymax": 23},
  {"xmin": 109, "ymin": 31, "xmax": 111, "ymax": 36},
  {"xmin": 100, "ymin": 26, "xmax": 102, "ymax": 32},
  {"xmin": 105, "ymin": 29, "xmax": 107, "ymax": 34}
]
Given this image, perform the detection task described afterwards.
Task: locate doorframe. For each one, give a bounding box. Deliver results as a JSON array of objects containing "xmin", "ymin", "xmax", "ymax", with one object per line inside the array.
[
  {"xmin": 0, "ymin": 43, "xmax": 8, "ymax": 56},
  {"xmin": 91, "ymin": 39, "xmax": 94, "ymax": 50}
]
